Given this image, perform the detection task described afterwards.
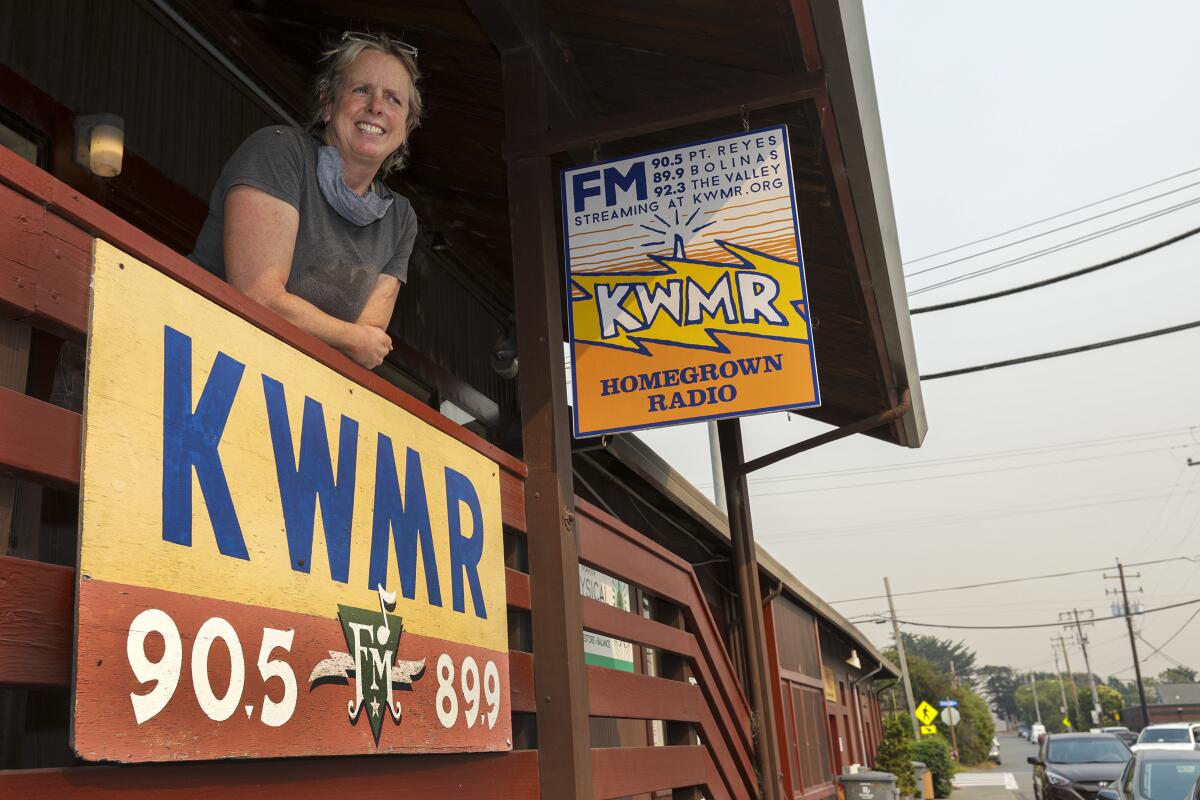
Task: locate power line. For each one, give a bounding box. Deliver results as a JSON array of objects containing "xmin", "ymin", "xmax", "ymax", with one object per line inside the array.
[
  {"xmin": 909, "ymin": 224, "xmax": 1200, "ymax": 315},
  {"xmin": 905, "ymin": 179, "xmax": 1200, "ymax": 280},
  {"xmin": 1135, "ymin": 631, "xmax": 1188, "ymax": 669},
  {"xmin": 829, "ymin": 556, "xmax": 1199, "ymax": 604},
  {"xmin": 902, "ymin": 164, "xmax": 1200, "ymax": 266},
  {"xmin": 750, "ymin": 443, "xmax": 1176, "ymax": 498},
  {"xmin": 693, "ymin": 425, "xmax": 1198, "ymax": 488},
  {"xmin": 758, "ymin": 484, "xmax": 1200, "ymax": 545},
  {"xmin": 921, "ymin": 318, "xmax": 1200, "ymax": 381},
  {"xmin": 1137, "ymin": 608, "xmax": 1200, "ymax": 663},
  {"xmin": 878, "ymin": 595, "xmax": 1200, "ymax": 631},
  {"xmin": 909, "ymin": 194, "xmax": 1200, "ymax": 295}
]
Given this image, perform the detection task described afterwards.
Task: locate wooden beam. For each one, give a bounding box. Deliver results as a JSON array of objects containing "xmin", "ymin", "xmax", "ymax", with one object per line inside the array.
[
  {"xmin": 590, "ymin": 745, "xmax": 711, "ymax": 799},
  {"xmin": 587, "ymin": 668, "xmax": 704, "ymax": 722},
  {"xmin": 0, "ymin": 555, "xmax": 73, "ymax": 687},
  {"xmin": 581, "ymin": 596, "xmax": 697, "ymax": 657},
  {"xmin": 466, "ymin": 0, "xmax": 595, "ymax": 122},
  {"xmin": 153, "ymin": 0, "xmax": 310, "ymax": 121},
  {"xmin": 789, "ymin": 0, "xmax": 904, "ymax": 427},
  {"xmin": 719, "ymin": 418, "xmax": 785, "ymax": 800},
  {"xmin": 0, "ymin": 387, "xmax": 80, "ymax": 489},
  {"xmin": 502, "ymin": 47, "xmax": 593, "ymax": 798},
  {"xmin": 0, "ymin": 750, "xmax": 541, "ymax": 798},
  {"xmin": 503, "ymin": 70, "xmax": 825, "ymax": 159}
]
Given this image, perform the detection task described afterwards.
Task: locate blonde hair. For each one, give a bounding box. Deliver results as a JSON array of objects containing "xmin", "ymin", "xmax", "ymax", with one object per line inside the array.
[{"xmin": 309, "ymin": 32, "xmax": 424, "ymax": 176}]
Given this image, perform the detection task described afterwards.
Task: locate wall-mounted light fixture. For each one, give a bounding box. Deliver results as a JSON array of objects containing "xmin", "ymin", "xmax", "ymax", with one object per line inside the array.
[
  {"xmin": 846, "ymin": 649, "xmax": 862, "ymax": 669},
  {"xmin": 75, "ymin": 113, "xmax": 124, "ymax": 177}
]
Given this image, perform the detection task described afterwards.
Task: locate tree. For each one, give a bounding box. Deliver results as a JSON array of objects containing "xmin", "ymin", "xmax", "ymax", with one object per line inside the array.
[
  {"xmin": 900, "ymin": 633, "xmax": 978, "ymax": 682},
  {"xmin": 905, "ymin": 655, "xmax": 952, "ymax": 709},
  {"xmin": 1078, "ymin": 684, "xmax": 1126, "ymax": 726},
  {"xmin": 978, "ymin": 665, "xmax": 1020, "ymax": 720},
  {"xmin": 1015, "ymin": 680, "xmax": 1071, "ymax": 732},
  {"xmin": 877, "ymin": 713, "xmax": 917, "ymax": 796},
  {"xmin": 950, "ymin": 686, "xmax": 996, "ymax": 765},
  {"xmin": 1108, "ymin": 675, "xmax": 1157, "ymax": 708},
  {"xmin": 1158, "ymin": 666, "xmax": 1198, "ymax": 684}
]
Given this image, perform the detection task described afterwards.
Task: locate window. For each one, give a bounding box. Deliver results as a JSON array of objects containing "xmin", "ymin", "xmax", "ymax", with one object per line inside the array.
[
  {"xmin": 790, "ymin": 685, "xmax": 833, "ymax": 789},
  {"xmin": 1140, "ymin": 761, "xmax": 1200, "ymax": 800},
  {"xmin": 774, "ymin": 597, "xmax": 820, "ymax": 677},
  {"xmin": 0, "ymin": 107, "xmax": 48, "ymax": 168},
  {"xmin": 1046, "ymin": 738, "xmax": 1130, "ymax": 764},
  {"xmin": 1140, "ymin": 728, "xmax": 1190, "ymax": 744}
]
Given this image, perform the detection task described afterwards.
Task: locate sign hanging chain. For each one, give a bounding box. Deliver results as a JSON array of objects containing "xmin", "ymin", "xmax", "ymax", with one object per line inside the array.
[{"xmin": 740, "ymin": 105, "xmax": 750, "ymax": 131}]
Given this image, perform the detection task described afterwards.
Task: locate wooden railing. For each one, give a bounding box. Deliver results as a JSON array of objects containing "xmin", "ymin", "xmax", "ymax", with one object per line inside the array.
[{"xmin": 0, "ymin": 146, "xmax": 755, "ymax": 798}]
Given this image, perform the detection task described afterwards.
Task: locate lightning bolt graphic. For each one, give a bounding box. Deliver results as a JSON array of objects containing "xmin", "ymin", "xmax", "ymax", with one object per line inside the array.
[{"xmin": 570, "ymin": 240, "xmax": 809, "ymax": 355}]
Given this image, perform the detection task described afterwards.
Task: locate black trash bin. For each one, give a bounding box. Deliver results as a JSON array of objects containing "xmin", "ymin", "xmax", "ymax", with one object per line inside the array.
[{"xmin": 838, "ymin": 770, "xmax": 899, "ymax": 800}]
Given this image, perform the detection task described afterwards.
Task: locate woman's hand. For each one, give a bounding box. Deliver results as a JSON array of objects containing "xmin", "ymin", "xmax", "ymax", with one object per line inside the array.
[{"xmin": 344, "ymin": 324, "xmax": 393, "ymax": 370}]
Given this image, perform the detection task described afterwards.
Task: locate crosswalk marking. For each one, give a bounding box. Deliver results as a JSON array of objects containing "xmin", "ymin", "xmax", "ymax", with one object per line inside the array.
[{"xmin": 953, "ymin": 772, "xmax": 1019, "ymax": 791}]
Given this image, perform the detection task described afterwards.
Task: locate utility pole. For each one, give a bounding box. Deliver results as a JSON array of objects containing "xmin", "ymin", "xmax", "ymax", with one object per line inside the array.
[
  {"xmin": 1053, "ymin": 634, "xmax": 1083, "ymax": 724},
  {"xmin": 1052, "ymin": 646, "xmax": 1071, "ymax": 728},
  {"xmin": 1105, "ymin": 560, "xmax": 1150, "ymax": 728},
  {"xmin": 885, "ymin": 577, "xmax": 920, "ymax": 738},
  {"xmin": 950, "ymin": 660, "xmax": 958, "ymax": 690},
  {"xmin": 1060, "ymin": 609, "xmax": 1101, "ymax": 726},
  {"xmin": 1029, "ymin": 672, "xmax": 1043, "ymax": 725},
  {"xmin": 707, "ymin": 422, "xmax": 726, "ymax": 513}
]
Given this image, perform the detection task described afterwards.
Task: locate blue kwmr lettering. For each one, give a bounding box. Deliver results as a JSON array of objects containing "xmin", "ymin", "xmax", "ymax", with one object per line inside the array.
[
  {"xmin": 262, "ymin": 375, "xmax": 358, "ymax": 583},
  {"xmin": 445, "ymin": 467, "xmax": 487, "ymax": 619},
  {"xmin": 161, "ymin": 326, "xmax": 248, "ymax": 559},
  {"xmin": 369, "ymin": 435, "xmax": 443, "ymax": 606}
]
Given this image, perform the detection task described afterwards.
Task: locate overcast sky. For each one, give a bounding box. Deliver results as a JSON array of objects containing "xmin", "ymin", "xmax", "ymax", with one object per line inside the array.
[{"xmin": 635, "ymin": 0, "xmax": 1200, "ymax": 682}]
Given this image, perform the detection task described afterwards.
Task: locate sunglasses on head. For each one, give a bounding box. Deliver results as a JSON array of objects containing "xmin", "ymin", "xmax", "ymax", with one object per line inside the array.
[{"xmin": 340, "ymin": 31, "xmax": 418, "ymax": 61}]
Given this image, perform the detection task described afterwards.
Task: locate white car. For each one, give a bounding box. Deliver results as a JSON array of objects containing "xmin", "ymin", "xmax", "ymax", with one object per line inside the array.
[{"xmin": 1131, "ymin": 722, "xmax": 1200, "ymax": 752}]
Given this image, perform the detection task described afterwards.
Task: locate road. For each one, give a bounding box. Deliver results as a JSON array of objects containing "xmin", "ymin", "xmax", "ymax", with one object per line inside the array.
[
  {"xmin": 996, "ymin": 731, "xmax": 1038, "ymax": 797},
  {"xmin": 950, "ymin": 732, "xmax": 1038, "ymax": 800}
]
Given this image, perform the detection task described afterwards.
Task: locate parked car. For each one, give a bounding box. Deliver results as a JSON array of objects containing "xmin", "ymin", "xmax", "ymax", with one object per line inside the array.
[
  {"xmin": 1031, "ymin": 723, "xmax": 1047, "ymax": 743},
  {"xmin": 1098, "ymin": 748, "xmax": 1200, "ymax": 800},
  {"xmin": 1030, "ymin": 733, "xmax": 1132, "ymax": 800},
  {"xmin": 1132, "ymin": 724, "xmax": 1200, "ymax": 753},
  {"xmin": 989, "ymin": 737, "xmax": 1002, "ymax": 764},
  {"xmin": 1102, "ymin": 727, "xmax": 1140, "ymax": 748},
  {"xmin": 1020, "ymin": 725, "xmax": 1031, "ymax": 740}
]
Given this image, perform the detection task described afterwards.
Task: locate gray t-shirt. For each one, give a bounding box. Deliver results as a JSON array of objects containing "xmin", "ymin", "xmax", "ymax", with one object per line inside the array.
[{"xmin": 190, "ymin": 126, "xmax": 418, "ymax": 322}]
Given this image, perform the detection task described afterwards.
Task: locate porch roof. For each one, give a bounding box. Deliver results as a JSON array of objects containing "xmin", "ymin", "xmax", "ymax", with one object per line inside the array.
[{"xmin": 165, "ymin": 0, "xmax": 926, "ymax": 447}]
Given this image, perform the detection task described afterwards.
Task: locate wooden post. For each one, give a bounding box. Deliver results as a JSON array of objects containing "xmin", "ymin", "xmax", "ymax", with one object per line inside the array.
[
  {"xmin": 0, "ymin": 319, "xmax": 30, "ymax": 548},
  {"xmin": 501, "ymin": 48, "xmax": 593, "ymax": 798},
  {"xmin": 718, "ymin": 417, "xmax": 784, "ymax": 799}
]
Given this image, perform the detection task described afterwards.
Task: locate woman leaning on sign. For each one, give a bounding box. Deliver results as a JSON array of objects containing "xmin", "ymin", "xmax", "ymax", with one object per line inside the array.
[{"xmin": 189, "ymin": 31, "xmax": 422, "ymax": 370}]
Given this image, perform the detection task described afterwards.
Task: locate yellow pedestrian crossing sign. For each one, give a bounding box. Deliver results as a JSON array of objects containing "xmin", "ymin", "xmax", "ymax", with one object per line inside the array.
[
  {"xmin": 921, "ymin": 724, "xmax": 938, "ymax": 735},
  {"xmin": 1063, "ymin": 717, "xmax": 1071, "ymax": 728},
  {"xmin": 916, "ymin": 701, "xmax": 938, "ymax": 725}
]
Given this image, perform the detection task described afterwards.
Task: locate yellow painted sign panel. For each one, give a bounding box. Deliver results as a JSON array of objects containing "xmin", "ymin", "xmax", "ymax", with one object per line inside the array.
[
  {"xmin": 823, "ymin": 666, "xmax": 838, "ymax": 702},
  {"xmin": 915, "ymin": 701, "xmax": 938, "ymax": 725},
  {"xmin": 562, "ymin": 125, "xmax": 820, "ymax": 437},
  {"xmin": 74, "ymin": 243, "xmax": 509, "ymax": 761}
]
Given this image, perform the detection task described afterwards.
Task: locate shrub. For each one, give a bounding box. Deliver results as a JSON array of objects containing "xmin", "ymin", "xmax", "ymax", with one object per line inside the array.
[
  {"xmin": 877, "ymin": 714, "xmax": 917, "ymax": 797},
  {"xmin": 914, "ymin": 736, "xmax": 955, "ymax": 798},
  {"xmin": 951, "ymin": 689, "xmax": 995, "ymax": 765}
]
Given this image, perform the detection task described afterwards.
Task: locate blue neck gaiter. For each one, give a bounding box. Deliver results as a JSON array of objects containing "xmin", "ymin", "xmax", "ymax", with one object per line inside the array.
[{"xmin": 316, "ymin": 145, "xmax": 393, "ymax": 227}]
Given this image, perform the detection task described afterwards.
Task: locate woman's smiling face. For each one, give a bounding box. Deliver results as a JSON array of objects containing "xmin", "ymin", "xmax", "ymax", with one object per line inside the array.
[{"xmin": 323, "ymin": 49, "xmax": 413, "ymax": 179}]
